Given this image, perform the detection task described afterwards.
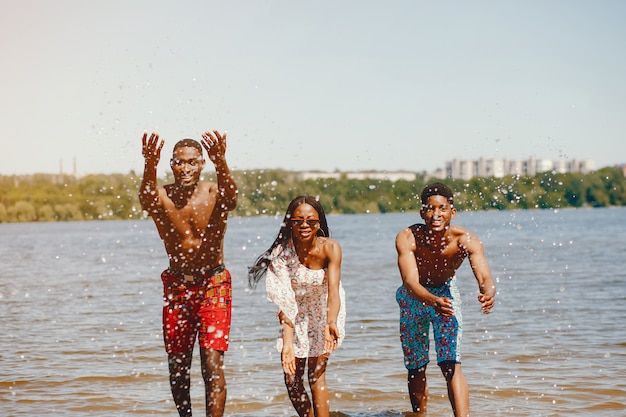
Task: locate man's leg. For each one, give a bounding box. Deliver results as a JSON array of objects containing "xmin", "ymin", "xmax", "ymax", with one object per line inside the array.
[
  {"xmin": 168, "ymin": 351, "xmax": 194, "ymax": 417},
  {"xmin": 408, "ymin": 367, "xmax": 428, "ymax": 415},
  {"xmin": 200, "ymin": 348, "xmax": 226, "ymax": 417},
  {"xmin": 440, "ymin": 362, "xmax": 469, "ymax": 417},
  {"xmin": 397, "ymin": 285, "xmax": 430, "ymax": 414},
  {"xmin": 284, "ymin": 358, "xmax": 314, "ymax": 417},
  {"xmin": 308, "ymin": 355, "xmax": 329, "ymax": 417}
]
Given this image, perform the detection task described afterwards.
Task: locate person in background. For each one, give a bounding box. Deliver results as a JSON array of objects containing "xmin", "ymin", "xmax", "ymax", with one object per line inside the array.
[
  {"xmin": 139, "ymin": 130, "xmax": 237, "ymax": 417},
  {"xmin": 249, "ymin": 196, "xmax": 346, "ymax": 417},
  {"xmin": 395, "ymin": 182, "xmax": 496, "ymax": 417}
]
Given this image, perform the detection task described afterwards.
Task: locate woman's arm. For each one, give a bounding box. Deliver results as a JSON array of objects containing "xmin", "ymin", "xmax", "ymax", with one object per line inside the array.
[
  {"xmin": 324, "ymin": 239, "xmax": 342, "ymax": 352},
  {"xmin": 278, "ymin": 310, "xmax": 296, "ymax": 375}
]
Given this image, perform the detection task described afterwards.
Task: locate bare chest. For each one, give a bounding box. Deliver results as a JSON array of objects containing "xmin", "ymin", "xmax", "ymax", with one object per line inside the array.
[
  {"xmin": 413, "ymin": 244, "xmax": 466, "ymax": 278},
  {"xmin": 157, "ymin": 185, "xmax": 217, "ymax": 237},
  {"xmin": 164, "ymin": 198, "xmax": 214, "ymax": 231}
]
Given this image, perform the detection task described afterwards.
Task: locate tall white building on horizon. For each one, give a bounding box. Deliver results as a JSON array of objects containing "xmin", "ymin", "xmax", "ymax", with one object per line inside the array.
[{"xmin": 436, "ymin": 157, "xmax": 595, "ymax": 181}]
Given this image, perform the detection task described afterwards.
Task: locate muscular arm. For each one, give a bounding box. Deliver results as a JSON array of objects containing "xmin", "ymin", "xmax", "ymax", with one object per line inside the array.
[
  {"xmin": 215, "ymin": 158, "xmax": 238, "ymax": 211},
  {"xmin": 139, "ymin": 132, "xmax": 164, "ymax": 214},
  {"xmin": 462, "ymin": 231, "xmax": 496, "ymax": 313},
  {"xmin": 201, "ymin": 130, "xmax": 238, "ymax": 211},
  {"xmin": 396, "ymin": 228, "xmax": 454, "ymax": 316}
]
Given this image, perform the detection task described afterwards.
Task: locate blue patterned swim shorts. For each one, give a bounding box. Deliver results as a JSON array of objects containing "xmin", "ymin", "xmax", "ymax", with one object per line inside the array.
[{"xmin": 396, "ymin": 277, "xmax": 462, "ymax": 370}]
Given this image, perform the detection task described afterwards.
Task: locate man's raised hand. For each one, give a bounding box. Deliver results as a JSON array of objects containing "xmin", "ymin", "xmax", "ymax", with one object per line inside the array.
[
  {"xmin": 201, "ymin": 130, "xmax": 227, "ymax": 164},
  {"xmin": 142, "ymin": 132, "xmax": 164, "ymax": 165}
]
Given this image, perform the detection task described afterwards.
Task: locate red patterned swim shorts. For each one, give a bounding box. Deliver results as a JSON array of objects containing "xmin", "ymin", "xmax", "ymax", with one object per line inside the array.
[{"xmin": 161, "ymin": 265, "xmax": 232, "ymax": 354}]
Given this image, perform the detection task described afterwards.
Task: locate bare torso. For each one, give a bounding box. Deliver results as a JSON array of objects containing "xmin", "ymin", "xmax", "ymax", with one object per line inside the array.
[
  {"xmin": 152, "ymin": 181, "xmax": 228, "ymax": 273},
  {"xmin": 410, "ymin": 223, "xmax": 469, "ymax": 287}
]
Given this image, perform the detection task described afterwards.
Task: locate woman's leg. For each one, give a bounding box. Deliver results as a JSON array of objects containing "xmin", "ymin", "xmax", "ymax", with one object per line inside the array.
[
  {"xmin": 308, "ymin": 355, "xmax": 330, "ymax": 417},
  {"xmin": 285, "ymin": 357, "xmax": 314, "ymax": 417}
]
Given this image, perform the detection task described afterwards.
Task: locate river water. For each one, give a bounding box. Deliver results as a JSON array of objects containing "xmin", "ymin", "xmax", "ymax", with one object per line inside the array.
[{"xmin": 1, "ymin": 207, "xmax": 625, "ymax": 416}]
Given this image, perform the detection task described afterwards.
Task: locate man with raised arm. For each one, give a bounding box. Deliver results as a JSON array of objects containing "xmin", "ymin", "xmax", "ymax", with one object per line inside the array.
[
  {"xmin": 395, "ymin": 182, "xmax": 496, "ymax": 417},
  {"xmin": 140, "ymin": 130, "xmax": 238, "ymax": 417}
]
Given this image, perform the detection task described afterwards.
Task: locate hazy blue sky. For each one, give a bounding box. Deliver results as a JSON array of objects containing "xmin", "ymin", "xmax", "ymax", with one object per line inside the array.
[{"xmin": 2, "ymin": 0, "xmax": 624, "ymax": 177}]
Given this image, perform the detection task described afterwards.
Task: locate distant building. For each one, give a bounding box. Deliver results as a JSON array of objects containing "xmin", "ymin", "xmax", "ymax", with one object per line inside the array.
[
  {"xmin": 290, "ymin": 158, "xmax": 598, "ymax": 183},
  {"xmin": 298, "ymin": 171, "xmax": 342, "ymax": 181},
  {"xmin": 441, "ymin": 157, "xmax": 594, "ymax": 180},
  {"xmin": 297, "ymin": 171, "xmax": 417, "ymax": 182},
  {"xmin": 346, "ymin": 171, "xmax": 416, "ymax": 181},
  {"xmin": 59, "ymin": 157, "xmax": 79, "ymax": 179}
]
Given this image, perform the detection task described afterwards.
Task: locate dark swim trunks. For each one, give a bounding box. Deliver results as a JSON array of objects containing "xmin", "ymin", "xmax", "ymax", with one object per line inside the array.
[
  {"xmin": 161, "ymin": 265, "xmax": 232, "ymax": 354},
  {"xmin": 396, "ymin": 277, "xmax": 463, "ymax": 370}
]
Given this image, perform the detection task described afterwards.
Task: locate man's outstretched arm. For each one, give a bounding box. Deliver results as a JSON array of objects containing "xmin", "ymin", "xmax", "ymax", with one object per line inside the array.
[
  {"xmin": 464, "ymin": 231, "xmax": 496, "ymax": 313},
  {"xmin": 202, "ymin": 130, "xmax": 238, "ymax": 211},
  {"xmin": 139, "ymin": 131, "xmax": 164, "ymax": 214}
]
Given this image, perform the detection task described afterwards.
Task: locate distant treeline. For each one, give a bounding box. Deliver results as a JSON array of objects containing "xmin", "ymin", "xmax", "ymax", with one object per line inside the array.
[{"xmin": 0, "ymin": 167, "xmax": 624, "ymax": 223}]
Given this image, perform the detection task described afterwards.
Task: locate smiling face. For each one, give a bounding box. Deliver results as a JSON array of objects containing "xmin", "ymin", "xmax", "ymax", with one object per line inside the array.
[
  {"xmin": 420, "ymin": 194, "xmax": 456, "ymax": 233},
  {"xmin": 290, "ymin": 203, "xmax": 321, "ymax": 243},
  {"xmin": 170, "ymin": 146, "xmax": 205, "ymax": 187}
]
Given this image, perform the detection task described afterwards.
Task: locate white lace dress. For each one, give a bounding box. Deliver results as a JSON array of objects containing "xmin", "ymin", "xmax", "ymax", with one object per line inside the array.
[{"xmin": 266, "ymin": 243, "xmax": 346, "ymax": 358}]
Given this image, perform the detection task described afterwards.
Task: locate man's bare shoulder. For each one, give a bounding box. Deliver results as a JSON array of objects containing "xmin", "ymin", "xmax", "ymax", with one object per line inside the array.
[
  {"xmin": 172, "ymin": 181, "xmax": 217, "ymax": 197},
  {"xmin": 449, "ymin": 224, "xmax": 470, "ymax": 235},
  {"xmin": 397, "ymin": 224, "xmax": 423, "ymax": 240},
  {"xmin": 197, "ymin": 180, "xmax": 218, "ymax": 193},
  {"xmin": 155, "ymin": 184, "xmax": 169, "ymax": 199},
  {"xmin": 396, "ymin": 227, "xmax": 410, "ymax": 240},
  {"xmin": 396, "ymin": 225, "xmax": 420, "ymax": 250},
  {"xmin": 449, "ymin": 224, "xmax": 477, "ymax": 239},
  {"xmin": 450, "ymin": 224, "xmax": 482, "ymax": 248},
  {"xmin": 160, "ymin": 181, "xmax": 216, "ymax": 203}
]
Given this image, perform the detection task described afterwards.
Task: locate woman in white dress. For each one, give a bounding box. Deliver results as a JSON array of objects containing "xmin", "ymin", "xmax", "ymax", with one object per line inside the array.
[{"xmin": 249, "ymin": 196, "xmax": 346, "ymax": 417}]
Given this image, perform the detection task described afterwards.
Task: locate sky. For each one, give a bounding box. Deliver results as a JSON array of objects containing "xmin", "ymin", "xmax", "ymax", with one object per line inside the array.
[{"xmin": 1, "ymin": 0, "xmax": 625, "ymax": 177}]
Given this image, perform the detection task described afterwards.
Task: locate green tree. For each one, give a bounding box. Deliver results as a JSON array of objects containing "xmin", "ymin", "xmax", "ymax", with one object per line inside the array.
[
  {"xmin": 563, "ymin": 173, "xmax": 586, "ymax": 207},
  {"xmin": 0, "ymin": 168, "xmax": 624, "ymax": 223},
  {"xmin": 584, "ymin": 172, "xmax": 611, "ymax": 207},
  {"xmin": 8, "ymin": 201, "xmax": 36, "ymax": 222},
  {"xmin": 37, "ymin": 204, "xmax": 56, "ymax": 222},
  {"xmin": 0, "ymin": 203, "xmax": 7, "ymax": 223}
]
